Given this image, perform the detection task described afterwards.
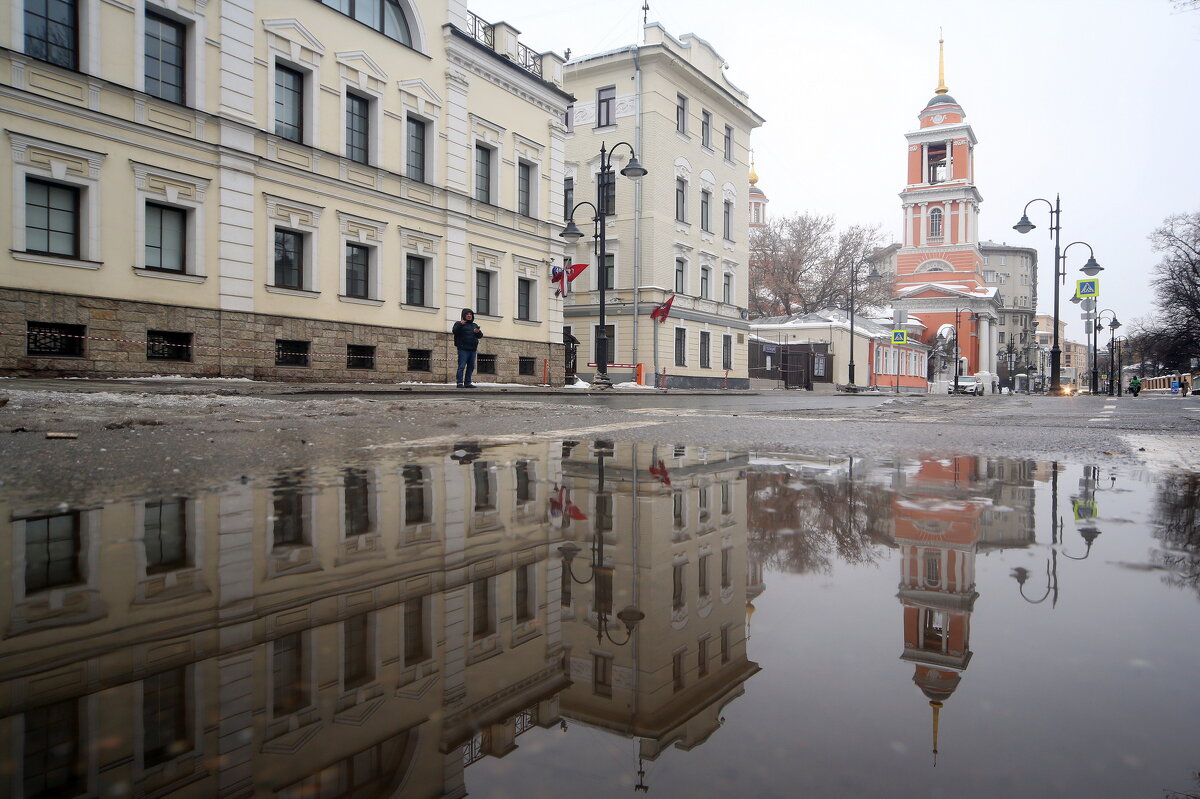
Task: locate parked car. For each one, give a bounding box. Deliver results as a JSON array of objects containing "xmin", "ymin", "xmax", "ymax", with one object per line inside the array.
[{"xmin": 948, "ymin": 375, "xmax": 984, "ymax": 395}]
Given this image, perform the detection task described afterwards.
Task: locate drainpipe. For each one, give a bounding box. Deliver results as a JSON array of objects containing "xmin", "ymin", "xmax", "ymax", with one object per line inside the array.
[{"xmin": 632, "ymin": 44, "xmax": 643, "ymax": 377}]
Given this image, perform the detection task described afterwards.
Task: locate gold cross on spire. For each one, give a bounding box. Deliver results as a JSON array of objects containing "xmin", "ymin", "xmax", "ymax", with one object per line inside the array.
[{"xmin": 935, "ymin": 29, "xmax": 949, "ymax": 95}]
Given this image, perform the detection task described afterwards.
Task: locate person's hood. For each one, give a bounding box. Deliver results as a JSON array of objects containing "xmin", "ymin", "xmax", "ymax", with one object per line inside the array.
[{"xmin": 461, "ymin": 308, "xmax": 474, "ymax": 320}]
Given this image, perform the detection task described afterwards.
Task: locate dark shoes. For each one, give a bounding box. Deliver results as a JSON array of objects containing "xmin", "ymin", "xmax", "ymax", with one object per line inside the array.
[{"xmin": 457, "ymin": 383, "xmax": 476, "ymax": 388}]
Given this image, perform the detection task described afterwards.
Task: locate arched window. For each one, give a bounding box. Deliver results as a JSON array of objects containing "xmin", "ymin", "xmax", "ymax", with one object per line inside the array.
[
  {"xmin": 929, "ymin": 207, "xmax": 943, "ymax": 238},
  {"xmin": 323, "ymin": 0, "xmax": 415, "ymax": 48}
]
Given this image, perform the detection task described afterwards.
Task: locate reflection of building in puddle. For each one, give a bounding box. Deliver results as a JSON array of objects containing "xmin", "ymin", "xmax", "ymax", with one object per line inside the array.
[
  {"xmin": 887, "ymin": 456, "xmax": 1036, "ymax": 761},
  {"xmin": 556, "ymin": 442, "xmax": 759, "ymax": 771},
  {"xmin": 0, "ymin": 439, "xmax": 761, "ymax": 796},
  {"xmin": 0, "ymin": 442, "xmax": 578, "ymax": 797}
]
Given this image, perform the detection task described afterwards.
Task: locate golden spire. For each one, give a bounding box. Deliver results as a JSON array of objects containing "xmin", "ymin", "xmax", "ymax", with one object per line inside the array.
[
  {"xmin": 935, "ymin": 30, "xmax": 949, "ymax": 95},
  {"xmin": 931, "ymin": 700, "xmax": 942, "ymax": 766},
  {"xmin": 749, "ymin": 150, "xmax": 759, "ymax": 186}
]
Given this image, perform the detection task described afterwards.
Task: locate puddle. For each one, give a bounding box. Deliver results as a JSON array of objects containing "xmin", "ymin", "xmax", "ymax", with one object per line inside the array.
[{"xmin": 1, "ymin": 443, "xmax": 1197, "ymax": 797}]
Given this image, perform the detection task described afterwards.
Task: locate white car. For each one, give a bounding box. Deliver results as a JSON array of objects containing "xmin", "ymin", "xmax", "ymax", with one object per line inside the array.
[{"xmin": 948, "ymin": 376, "xmax": 983, "ymax": 395}]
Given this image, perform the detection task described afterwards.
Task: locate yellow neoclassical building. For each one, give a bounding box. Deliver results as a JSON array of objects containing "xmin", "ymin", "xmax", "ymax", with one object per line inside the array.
[{"xmin": 0, "ymin": 0, "xmax": 575, "ymax": 382}]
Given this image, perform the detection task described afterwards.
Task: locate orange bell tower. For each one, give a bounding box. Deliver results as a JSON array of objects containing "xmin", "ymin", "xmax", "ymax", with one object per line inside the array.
[{"xmin": 892, "ymin": 36, "xmax": 999, "ymax": 384}]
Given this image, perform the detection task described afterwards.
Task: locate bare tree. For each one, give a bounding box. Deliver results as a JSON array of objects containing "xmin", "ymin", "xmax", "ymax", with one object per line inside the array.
[
  {"xmin": 748, "ymin": 213, "xmax": 890, "ymax": 317},
  {"xmin": 1140, "ymin": 212, "xmax": 1200, "ymax": 369}
]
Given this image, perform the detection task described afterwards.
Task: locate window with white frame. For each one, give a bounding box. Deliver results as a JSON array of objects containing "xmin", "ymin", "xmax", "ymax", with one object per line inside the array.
[
  {"xmin": 145, "ymin": 203, "xmax": 186, "ymax": 272},
  {"xmin": 145, "ymin": 10, "xmax": 186, "ymax": 104},
  {"xmin": 474, "ymin": 144, "xmax": 494, "ymax": 204},
  {"xmin": 723, "ymin": 273, "xmax": 732, "ymax": 304},
  {"xmin": 345, "ymin": 91, "xmax": 371, "ymax": 164},
  {"xmin": 723, "ymin": 200, "xmax": 733, "ymax": 240},
  {"xmin": 723, "ymin": 125, "xmax": 734, "ymax": 161},
  {"xmin": 675, "ymin": 178, "xmax": 687, "ymax": 222},
  {"xmin": 675, "ymin": 327, "xmax": 687, "ymax": 366},
  {"xmin": 700, "ymin": 266, "xmax": 711, "ymax": 299},
  {"xmin": 405, "ymin": 254, "xmax": 427, "ymax": 306},
  {"xmin": 25, "ymin": 0, "xmax": 79, "ymax": 69},
  {"xmin": 929, "ymin": 207, "xmax": 944, "ymax": 238},
  {"xmin": 596, "ymin": 86, "xmax": 616, "ymax": 127},
  {"xmin": 600, "ymin": 252, "xmax": 615, "ymax": 291},
  {"xmin": 344, "ymin": 242, "xmax": 372, "ymax": 299},
  {"xmin": 12, "ymin": 135, "xmax": 105, "ymax": 266},
  {"xmin": 701, "ymin": 110, "xmax": 712, "ymax": 148},
  {"xmin": 517, "ymin": 277, "xmax": 534, "ymax": 321},
  {"xmin": 475, "ymin": 269, "xmax": 495, "ymax": 316},
  {"xmin": 320, "ymin": 0, "xmax": 416, "ymax": 47},
  {"xmin": 675, "ymin": 258, "xmax": 686, "ymax": 293},
  {"xmin": 133, "ymin": 162, "xmax": 209, "ymax": 278},
  {"xmin": 700, "ymin": 331, "xmax": 711, "ymax": 368},
  {"xmin": 722, "ymin": 334, "xmax": 732, "ymax": 370},
  {"xmin": 517, "ymin": 161, "xmax": 535, "ymax": 217},
  {"xmin": 274, "ymin": 229, "xmax": 305, "ymax": 290},
  {"xmin": 563, "ymin": 176, "xmax": 574, "ymax": 220},
  {"xmin": 700, "ymin": 190, "xmax": 712, "ymax": 232},
  {"xmin": 274, "ymin": 64, "xmax": 306, "ymax": 143},
  {"xmin": 265, "ymin": 196, "xmax": 321, "ymax": 295},
  {"xmin": 676, "ymin": 94, "xmax": 688, "ymax": 134},
  {"xmin": 406, "ymin": 117, "xmax": 427, "ymax": 181}
]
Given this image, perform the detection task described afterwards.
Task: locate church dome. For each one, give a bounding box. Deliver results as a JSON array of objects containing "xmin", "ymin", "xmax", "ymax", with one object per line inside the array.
[{"xmin": 926, "ymin": 93, "xmax": 959, "ymax": 108}]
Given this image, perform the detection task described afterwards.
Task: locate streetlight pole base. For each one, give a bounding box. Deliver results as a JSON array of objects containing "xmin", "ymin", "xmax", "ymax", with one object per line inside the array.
[{"xmin": 591, "ymin": 373, "xmax": 615, "ymax": 390}]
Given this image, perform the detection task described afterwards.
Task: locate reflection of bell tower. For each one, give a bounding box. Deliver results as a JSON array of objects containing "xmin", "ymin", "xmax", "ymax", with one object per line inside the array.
[{"xmin": 893, "ymin": 456, "xmax": 982, "ymax": 761}]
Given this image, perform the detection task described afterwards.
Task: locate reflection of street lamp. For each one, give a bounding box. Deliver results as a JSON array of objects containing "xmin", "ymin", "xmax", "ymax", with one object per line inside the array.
[
  {"xmin": 560, "ymin": 142, "xmax": 647, "ymax": 390},
  {"xmin": 1013, "ymin": 197, "xmax": 1102, "ymax": 395},
  {"xmin": 557, "ymin": 446, "xmax": 644, "ymax": 645},
  {"xmin": 848, "ymin": 261, "xmax": 880, "ymax": 386}
]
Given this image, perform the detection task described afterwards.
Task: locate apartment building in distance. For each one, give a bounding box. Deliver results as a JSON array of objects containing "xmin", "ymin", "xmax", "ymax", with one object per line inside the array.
[
  {"xmin": 561, "ymin": 24, "xmax": 764, "ymax": 388},
  {"xmin": 1, "ymin": 0, "xmax": 575, "ymax": 382},
  {"xmin": 979, "ymin": 242, "xmax": 1038, "ymax": 387}
]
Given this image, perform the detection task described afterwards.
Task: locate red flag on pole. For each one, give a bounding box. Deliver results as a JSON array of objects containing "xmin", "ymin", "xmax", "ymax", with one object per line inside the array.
[
  {"xmin": 553, "ymin": 263, "xmax": 589, "ymax": 298},
  {"xmin": 650, "ymin": 294, "xmax": 675, "ymax": 323}
]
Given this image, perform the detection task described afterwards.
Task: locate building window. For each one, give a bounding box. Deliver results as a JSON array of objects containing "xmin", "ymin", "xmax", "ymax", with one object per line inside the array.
[
  {"xmin": 594, "ymin": 324, "xmax": 615, "ymax": 365},
  {"xmin": 345, "ymin": 243, "xmax": 370, "ymax": 299},
  {"xmin": 404, "ymin": 597, "xmax": 428, "ymax": 665},
  {"xmin": 601, "ymin": 253, "xmax": 615, "ymax": 291},
  {"xmin": 675, "ymin": 327, "xmax": 687, "ymax": 366},
  {"xmin": 700, "ymin": 266, "xmax": 711, "ymax": 299},
  {"xmin": 675, "ymin": 179, "xmax": 687, "ymax": 222},
  {"xmin": 518, "ymin": 162, "xmax": 532, "ymax": 216},
  {"xmin": 723, "ymin": 125, "xmax": 734, "ymax": 161},
  {"xmin": 346, "ymin": 92, "xmax": 370, "ymax": 164},
  {"xmin": 23, "ymin": 699, "xmax": 83, "ymax": 798},
  {"xmin": 347, "ymin": 344, "xmax": 374, "ymax": 370},
  {"xmin": 563, "ymin": 177, "xmax": 574, "ymax": 220},
  {"xmin": 700, "ymin": 331, "xmax": 711, "ymax": 368},
  {"xmin": 405, "ymin": 255, "xmax": 427, "ymax": 306},
  {"xmin": 275, "ymin": 65, "xmax": 304, "ymax": 142},
  {"xmin": 675, "ymin": 258, "xmax": 686, "ymax": 293},
  {"xmin": 929, "ymin": 207, "xmax": 944, "ymax": 238},
  {"xmin": 145, "ymin": 11, "xmax": 186, "ymax": 104},
  {"xmin": 147, "ymin": 330, "xmax": 192, "ymax": 362},
  {"xmin": 597, "ymin": 85, "xmax": 616, "ymax": 127},
  {"xmin": 320, "ymin": 0, "xmax": 414, "ymax": 45},
  {"xmin": 594, "ymin": 654, "xmax": 612, "ymax": 696},
  {"xmin": 273, "ymin": 229, "xmax": 304, "ymax": 289},
  {"xmin": 144, "ymin": 494, "xmax": 188, "ymax": 568},
  {"xmin": 518, "ymin": 356, "xmax": 535, "ymax": 376},
  {"xmin": 700, "ymin": 190, "xmax": 711, "ymax": 232},
  {"xmin": 145, "ymin": 203, "xmax": 186, "ymax": 272},
  {"xmin": 407, "ymin": 349, "xmax": 431, "ymax": 372},
  {"xmin": 701, "ymin": 110, "xmax": 712, "ymax": 148},
  {"xmin": 673, "ymin": 650, "xmax": 685, "ymax": 692},
  {"xmin": 27, "ymin": 322, "xmax": 85, "ymax": 357},
  {"xmin": 343, "ymin": 468, "xmax": 372, "ymax": 536},
  {"xmin": 927, "ymin": 143, "xmax": 947, "ymax": 183},
  {"xmin": 723, "ymin": 200, "xmax": 733, "ymax": 240},
  {"xmin": 722, "ymin": 334, "xmax": 732, "ymax": 370},
  {"xmin": 275, "ymin": 339, "xmax": 309, "ymax": 367},
  {"xmin": 515, "ymin": 460, "xmax": 534, "ymax": 503},
  {"xmin": 472, "ymin": 578, "xmax": 493, "ymax": 639},
  {"xmin": 475, "ymin": 269, "xmax": 493, "ymax": 316},
  {"xmin": 143, "ymin": 667, "xmax": 189, "ymax": 768},
  {"xmin": 406, "ymin": 117, "xmax": 426, "ymax": 181},
  {"xmin": 698, "ymin": 553, "xmax": 710, "ymax": 596},
  {"xmin": 517, "ymin": 278, "xmax": 533, "ymax": 321},
  {"xmin": 474, "ymin": 145, "xmax": 492, "ymax": 204},
  {"xmin": 23, "ymin": 511, "xmax": 81, "ymax": 593},
  {"xmin": 721, "ymin": 547, "xmax": 731, "ymax": 587},
  {"xmin": 723, "ymin": 273, "xmax": 733, "ymax": 304},
  {"xmin": 673, "ymin": 492, "xmax": 685, "ymax": 528},
  {"xmin": 673, "ymin": 563, "xmax": 685, "ymax": 610},
  {"xmin": 476, "ymin": 353, "xmax": 497, "ymax": 374},
  {"xmin": 25, "ymin": 0, "xmax": 78, "ymax": 69},
  {"xmin": 720, "ymin": 625, "xmax": 730, "ymax": 663},
  {"xmin": 564, "ymin": 103, "xmax": 574, "ymax": 132},
  {"xmin": 698, "ymin": 638, "xmax": 709, "ymax": 677},
  {"xmin": 271, "ymin": 472, "xmax": 308, "ymax": 548},
  {"xmin": 343, "ymin": 614, "xmax": 372, "ymax": 690},
  {"xmin": 25, "ymin": 178, "xmax": 79, "ymax": 258},
  {"xmin": 515, "ymin": 565, "xmax": 534, "ymax": 623},
  {"xmin": 676, "ymin": 94, "xmax": 688, "ymax": 134}
]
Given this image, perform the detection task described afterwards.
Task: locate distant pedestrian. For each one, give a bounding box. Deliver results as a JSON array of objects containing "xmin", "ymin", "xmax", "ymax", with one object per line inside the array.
[
  {"xmin": 1129, "ymin": 376, "xmax": 1141, "ymax": 397},
  {"xmin": 452, "ymin": 308, "xmax": 484, "ymax": 388},
  {"xmin": 1183, "ymin": 376, "xmax": 1192, "ymax": 396}
]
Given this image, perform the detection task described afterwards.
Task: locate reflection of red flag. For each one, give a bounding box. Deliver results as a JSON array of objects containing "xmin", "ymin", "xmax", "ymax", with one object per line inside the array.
[
  {"xmin": 649, "ymin": 459, "xmax": 671, "ymax": 486},
  {"xmin": 566, "ymin": 501, "xmax": 588, "ymax": 521},
  {"xmin": 650, "ymin": 295, "xmax": 675, "ymax": 323}
]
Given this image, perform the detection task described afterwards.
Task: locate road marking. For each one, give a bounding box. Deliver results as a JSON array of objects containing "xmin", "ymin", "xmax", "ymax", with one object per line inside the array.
[{"xmin": 1104, "ymin": 405, "xmax": 1116, "ymax": 410}]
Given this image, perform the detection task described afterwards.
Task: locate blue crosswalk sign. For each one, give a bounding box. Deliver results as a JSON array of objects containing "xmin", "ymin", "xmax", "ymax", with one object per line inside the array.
[
  {"xmin": 1076, "ymin": 279, "xmax": 1099, "ymax": 298},
  {"xmin": 892, "ymin": 330, "xmax": 907, "ymax": 344}
]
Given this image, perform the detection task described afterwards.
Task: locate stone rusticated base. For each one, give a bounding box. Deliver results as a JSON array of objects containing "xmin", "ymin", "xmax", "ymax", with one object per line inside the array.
[{"xmin": 0, "ymin": 288, "xmax": 566, "ymax": 385}]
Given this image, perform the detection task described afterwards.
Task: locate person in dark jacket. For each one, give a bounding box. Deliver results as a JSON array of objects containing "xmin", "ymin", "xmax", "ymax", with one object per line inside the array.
[{"xmin": 452, "ymin": 308, "xmax": 484, "ymax": 388}]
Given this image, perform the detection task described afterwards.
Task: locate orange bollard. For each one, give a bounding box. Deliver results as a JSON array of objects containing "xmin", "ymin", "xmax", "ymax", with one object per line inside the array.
[{"xmin": 636, "ymin": 363, "xmax": 645, "ymax": 385}]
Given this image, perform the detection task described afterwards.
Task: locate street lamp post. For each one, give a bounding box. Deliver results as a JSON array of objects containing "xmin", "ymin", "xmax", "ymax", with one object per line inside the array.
[
  {"xmin": 951, "ymin": 308, "xmax": 977, "ymax": 394},
  {"xmin": 1014, "ymin": 197, "xmax": 1102, "ymax": 395},
  {"xmin": 847, "ymin": 261, "xmax": 880, "ymax": 387},
  {"xmin": 1095, "ymin": 309, "xmax": 1120, "ymax": 396},
  {"xmin": 1113, "ymin": 335, "xmax": 1128, "ymax": 396},
  {"xmin": 560, "ymin": 142, "xmax": 647, "ymax": 390}
]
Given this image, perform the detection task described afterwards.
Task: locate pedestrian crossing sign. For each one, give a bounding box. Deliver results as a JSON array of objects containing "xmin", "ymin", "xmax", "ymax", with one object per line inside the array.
[
  {"xmin": 1076, "ymin": 279, "xmax": 1099, "ymax": 299},
  {"xmin": 892, "ymin": 330, "xmax": 907, "ymax": 344}
]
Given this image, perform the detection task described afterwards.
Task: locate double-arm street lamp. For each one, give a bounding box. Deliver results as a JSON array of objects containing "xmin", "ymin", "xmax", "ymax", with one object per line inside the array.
[
  {"xmin": 951, "ymin": 308, "xmax": 978, "ymax": 394},
  {"xmin": 1014, "ymin": 197, "xmax": 1102, "ymax": 395},
  {"xmin": 560, "ymin": 142, "xmax": 647, "ymax": 390},
  {"xmin": 847, "ymin": 261, "xmax": 881, "ymax": 387},
  {"xmin": 1095, "ymin": 309, "xmax": 1121, "ymax": 396}
]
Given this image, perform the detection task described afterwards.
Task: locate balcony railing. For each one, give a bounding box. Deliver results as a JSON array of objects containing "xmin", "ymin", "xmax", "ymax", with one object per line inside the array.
[
  {"xmin": 466, "ymin": 11, "xmax": 493, "ymax": 47},
  {"xmin": 465, "ymin": 11, "xmax": 544, "ymax": 79}
]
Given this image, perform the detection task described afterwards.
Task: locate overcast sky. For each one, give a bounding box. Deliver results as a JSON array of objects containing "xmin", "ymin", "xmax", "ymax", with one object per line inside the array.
[{"xmin": 469, "ymin": 0, "xmax": 1200, "ymax": 343}]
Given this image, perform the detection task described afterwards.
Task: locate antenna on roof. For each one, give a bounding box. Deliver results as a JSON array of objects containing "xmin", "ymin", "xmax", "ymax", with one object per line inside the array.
[{"xmin": 643, "ymin": 1, "xmax": 650, "ymax": 25}]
